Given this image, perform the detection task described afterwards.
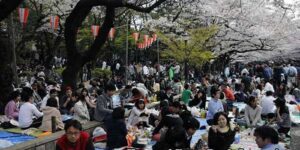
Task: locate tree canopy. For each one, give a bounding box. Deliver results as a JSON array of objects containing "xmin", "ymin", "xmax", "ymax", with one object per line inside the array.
[{"xmin": 159, "ymin": 26, "xmax": 218, "ymax": 67}]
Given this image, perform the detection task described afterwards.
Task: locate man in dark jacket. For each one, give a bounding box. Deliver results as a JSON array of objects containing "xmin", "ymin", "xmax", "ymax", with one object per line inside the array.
[
  {"xmin": 105, "ymin": 107, "xmax": 127, "ymax": 149},
  {"xmin": 273, "ymin": 65, "xmax": 284, "ymax": 87},
  {"xmin": 94, "ymin": 84, "xmax": 116, "ymax": 125}
]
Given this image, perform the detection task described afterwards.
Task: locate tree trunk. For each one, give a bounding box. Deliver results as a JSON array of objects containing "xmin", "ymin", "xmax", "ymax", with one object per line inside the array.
[
  {"xmin": 62, "ymin": 57, "xmax": 84, "ymax": 89},
  {"xmin": 0, "ymin": 0, "xmax": 22, "ymax": 113},
  {"xmin": 61, "ymin": 0, "xmax": 167, "ymax": 90},
  {"xmin": 0, "ymin": 31, "xmax": 14, "ymax": 114},
  {"xmin": 62, "ymin": 4, "xmax": 115, "ymax": 90}
]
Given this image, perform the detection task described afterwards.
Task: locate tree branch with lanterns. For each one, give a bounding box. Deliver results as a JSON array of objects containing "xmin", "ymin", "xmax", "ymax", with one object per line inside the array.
[{"xmin": 62, "ymin": 0, "xmax": 168, "ymax": 88}]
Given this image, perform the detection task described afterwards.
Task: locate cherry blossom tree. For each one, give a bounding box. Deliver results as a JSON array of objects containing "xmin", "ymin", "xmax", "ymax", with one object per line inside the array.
[{"xmin": 146, "ymin": 0, "xmax": 300, "ymax": 64}]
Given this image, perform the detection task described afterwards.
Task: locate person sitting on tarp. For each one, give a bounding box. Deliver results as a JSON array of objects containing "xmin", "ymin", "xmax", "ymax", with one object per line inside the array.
[
  {"xmin": 127, "ymin": 99, "xmax": 150, "ymax": 128},
  {"xmin": 56, "ymin": 119, "xmax": 95, "ymax": 150},
  {"xmin": 5, "ymin": 91, "xmax": 21, "ymax": 120},
  {"xmin": 40, "ymin": 97, "xmax": 64, "ymax": 132},
  {"xmin": 254, "ymin": 126, "xmax": 285, "ymax": 150},
  {"xmin": 104, "ymin": 107, "xmax": 128, "ymax": 149},
  {"xmin": 19, "ymin": 87, "xmax": 43, "ymax": 129}
]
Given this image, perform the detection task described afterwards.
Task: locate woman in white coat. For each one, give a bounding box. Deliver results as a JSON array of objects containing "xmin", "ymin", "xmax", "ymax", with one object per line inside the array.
[
  {"xmin": 73, "ymin": 95, "xmax": 90, "ymax": 124},
  {"xmin": 127, "ymin": 99, "xmax": 150, "ymax": 127}
]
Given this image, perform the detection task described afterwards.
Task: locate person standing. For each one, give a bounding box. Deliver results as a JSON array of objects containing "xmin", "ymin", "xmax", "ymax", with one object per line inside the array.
[{"xmin": 181, "ymin": 84, "xmax": 193, "ymax": 105}]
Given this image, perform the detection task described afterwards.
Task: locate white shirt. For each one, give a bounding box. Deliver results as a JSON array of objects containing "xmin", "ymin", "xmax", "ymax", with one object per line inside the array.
[
  {"xmin": 19, "ymin": 102, "xmax": 43, "ymax": 128},
  {"xmin": 174, "ymin": 65, "xmax": 180, "ymax": 74},
  {"xmin": 102, "ymin": 61, "xmax": 107, "ymax": 70},
  {"xmin": 263, "ymin": 82, "xmax": 275, "ymax": 93},
  {"xmin": 224, "ymin": 67, "xmax": 230, "ymax": 77},
  {"xmin": 260, "ymin": 96, "xmax": 276, "ymax": 115},
  {"xmin": 241, "ymin": 68, "xmax": 249, "ymax": 75},
  {"xmin": 143, "ymin": 66, "xmax": 149, "ymax": 75},
  {"xmin": 116, "ymin": 63, "xmax": 120, "ymax": 70}
]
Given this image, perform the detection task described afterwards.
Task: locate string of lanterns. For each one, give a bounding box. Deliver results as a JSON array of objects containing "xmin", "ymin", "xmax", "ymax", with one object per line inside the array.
[
  {"xmin": 135, "ymin": 33, "xmax": 157, "ymax": 50},
  {"xmin": 17, "ymin": 7, "xmax": 157, "ymax": 48}
]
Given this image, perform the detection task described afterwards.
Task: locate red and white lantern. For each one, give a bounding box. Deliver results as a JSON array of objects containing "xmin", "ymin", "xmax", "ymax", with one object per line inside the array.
[
  {"xmin": 149, "ymin": 37, "xmax": 154, "ymax": 45},
  {"xmin": 18, "ymin": 7, "xmax": 29, "ymax": 29},
  {"xmin": 132, "ymin": 32, "xmax": 139, "ymax": 43},
  {"xmin": 143, "ymin": 35, "xmax": 149, "ymax": 43},
  {"xmin": 152, "ymin": 33, "xmax": 157, "ymax": 41},
  {"xmin": 137, "ymin": 43, "xmax": 142, "ymax": 49},
  {"xmin": 147, "ymin": 40, "xmax": 151, "ymax": 48},
  {"xmin": 50, "ymin": 16, "xmax": 59, "ymax": 31},
  {"xmin": 91, "ymin": 25, "xmax": 100, "ymax": 39},
  {"xmin": 108, "ymin": 28, "xmax": 116, "ymax": 40}
]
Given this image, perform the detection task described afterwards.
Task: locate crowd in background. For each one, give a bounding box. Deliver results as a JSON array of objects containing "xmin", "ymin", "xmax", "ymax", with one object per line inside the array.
[{"xmin": 1, "ymin": 60, "xmax": 299, "ymax": 150}]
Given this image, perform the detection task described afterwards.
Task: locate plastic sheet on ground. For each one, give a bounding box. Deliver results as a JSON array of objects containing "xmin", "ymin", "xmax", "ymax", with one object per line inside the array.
[
  {"xmin": 0, "ymin": 139, "xmax": 13, "ymax": 149},
  {"xmin": 0, "ymin": 131, "xmax": 35, "ymax": 146},
  {"xmin": 190, "ymin": 118, "xmax": 208, "ymax": 148},
  {"xmin": 233, "ymin": 102, "xmax": 246, "ymax": 112},
  {"xmin": 287, "ymin": 103, "xmax": 300, "ymax": 124},
  {"xmin": 62, "ymin": 114, "xmax": 73, "ymax": 122}
]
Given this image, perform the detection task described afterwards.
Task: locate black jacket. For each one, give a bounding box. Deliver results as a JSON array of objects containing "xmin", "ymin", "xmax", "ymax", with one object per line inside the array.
[{"xmin": 105, "ymin": 117, "xmax": 128, "ymax": 149}]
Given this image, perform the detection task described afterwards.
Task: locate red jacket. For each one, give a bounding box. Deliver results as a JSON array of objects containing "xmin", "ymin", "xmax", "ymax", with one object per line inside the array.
[
  {"xmin": 223, "ymin": 87, "xmax": 235, "ymax": 101},
  {"xmin": 56, "ymin": 131, "xmax": 94, "ymax": 150}
]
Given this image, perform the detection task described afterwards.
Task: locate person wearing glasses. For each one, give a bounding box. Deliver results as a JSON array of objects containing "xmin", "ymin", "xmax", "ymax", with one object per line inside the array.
[{"xmin": 56, "ymin": 120, "xmax": 95, "ymax": 150}]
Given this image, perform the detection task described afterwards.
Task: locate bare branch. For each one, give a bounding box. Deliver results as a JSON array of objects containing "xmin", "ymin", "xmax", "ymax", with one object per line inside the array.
[{"xmin": 124, "ymin": 0, "xmax": 167, "ymax": 13}]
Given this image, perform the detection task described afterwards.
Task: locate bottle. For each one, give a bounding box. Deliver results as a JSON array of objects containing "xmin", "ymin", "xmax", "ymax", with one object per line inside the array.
[{"xmin": 234, "ymin": 133, "xmax": 241, "ymax": 144}]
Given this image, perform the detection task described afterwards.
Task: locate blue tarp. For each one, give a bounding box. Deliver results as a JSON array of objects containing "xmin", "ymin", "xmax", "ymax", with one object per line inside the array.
[
  {"xmin": 196, "ymin": 118, "xmax": 208, "ymax": 127},
  {"xmin": 0, "ymin": 131, "xmax": 35, "ymax": 144}
]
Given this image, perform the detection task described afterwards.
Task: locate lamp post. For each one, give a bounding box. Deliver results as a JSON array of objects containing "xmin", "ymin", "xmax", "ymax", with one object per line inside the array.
[
  {"xmin": 182, "ymin": 32, "xmax": 189, "ymax": 82},
  {"xmin": 157, "ymin": 39, "xmax": 160, "ymax": 65},
  {"xmin": 184, "ymin": 39, "xmax": 188, "ymax": 81},
  {"xmin": 125, "ymin": 17, "xmax": 129, "ymax": 85}
]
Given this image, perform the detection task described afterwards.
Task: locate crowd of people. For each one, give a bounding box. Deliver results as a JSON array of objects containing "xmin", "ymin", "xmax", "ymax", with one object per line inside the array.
[{"xmin": 1, "ymin": 61, "xmax": 300, "ymax": 150}]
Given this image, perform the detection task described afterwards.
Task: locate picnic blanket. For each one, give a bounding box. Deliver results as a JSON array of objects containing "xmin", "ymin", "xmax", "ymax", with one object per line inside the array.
[
  {"xmin": 190, "ymin": 118, "xmax": 208, "ymax": 148},
  {"xmin": 0, "ymin": 131, "xmax": 35, "ymax": 148},
  {"xmin": 233, "ymin": 102, "xmax": 246, "ymax": 112},
  {"xmin": 5, "ymin": 128, "xmax": 51, "ymax": 137},
  {"xmin": 287, "ymin": 104, "xmax": 300, "ymax": 124}
]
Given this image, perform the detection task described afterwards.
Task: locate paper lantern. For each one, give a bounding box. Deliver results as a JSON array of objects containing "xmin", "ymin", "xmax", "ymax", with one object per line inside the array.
[
  {"xmin": 18, "ymin": 7, "xmax": 29, "ymax": 29},
  {"xmin": 132, "ymin": 32, "xmax": 139, "ymax": 43},
  {"xmin": 152, "ymin": 33, "xmax": 157, "ymax": 41},
  {"xmin": 50, "ymin": 16, "xmax": 59, "ymax": 31},
  {"xmin": 143, "ymin": 35, "xmax": 149, "ymax": 43},
  {"xmin": 137, "ymin": 43, "xmax": 142, "ymax": 49},
  {"xmin": 91, "ymin": 25, "xmax": 100, "ymax": 39},
  {"xmin": 108, "ymin": 28, "xmax": 116, "ymax": 40},
  {"xmin": 147, "ymin": 40, "xmax": 151, "ymax": 48},
  {"xmin": 149, "ymin": 37, "xmax": 154, "ymax": 45}
]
